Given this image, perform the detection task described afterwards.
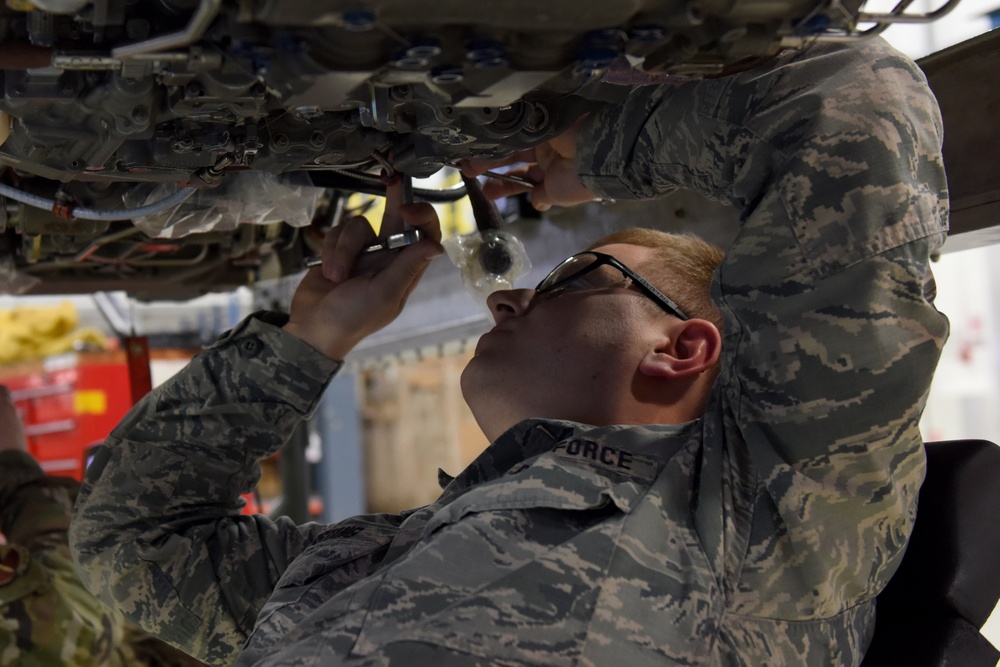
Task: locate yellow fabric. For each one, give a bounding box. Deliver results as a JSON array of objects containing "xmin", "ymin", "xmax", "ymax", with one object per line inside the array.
[{"xmin": 0, "ymin": 302, "xmax": 107, "ymax": 364}]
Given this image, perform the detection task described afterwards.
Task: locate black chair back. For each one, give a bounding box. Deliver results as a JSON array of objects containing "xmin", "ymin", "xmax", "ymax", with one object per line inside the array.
[{"xmin": 862, "ymin": 439, "xmax": 1000, "ymax": 666}]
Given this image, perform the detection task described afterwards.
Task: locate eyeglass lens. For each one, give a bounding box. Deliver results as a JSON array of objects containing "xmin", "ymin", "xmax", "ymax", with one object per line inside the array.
[{"xmin": 539, "ymin": 254, "xmax": 618, "ymax": 292}]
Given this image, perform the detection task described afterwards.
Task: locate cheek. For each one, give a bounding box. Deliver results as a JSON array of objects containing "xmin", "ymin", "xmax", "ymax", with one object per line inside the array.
[
  {"xmin": 548, "ymin": 322, "xmax": 633, "ymax": 380},
  {"xmin": 579, "ymin": 315, "xmax": 634, "ymax": 351}
]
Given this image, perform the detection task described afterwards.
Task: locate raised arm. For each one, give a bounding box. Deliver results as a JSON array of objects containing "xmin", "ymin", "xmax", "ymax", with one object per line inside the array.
[
  {"xmin": 70, "ymin": 187, "xmax": 444, "ymax": 664},
  {"xmin": 578, "ymin": 38, "xmax": 949, "ymax": 612},
  {"xmin": 69, "ymin": 319, "xmax": 346, "ymax": 664}
]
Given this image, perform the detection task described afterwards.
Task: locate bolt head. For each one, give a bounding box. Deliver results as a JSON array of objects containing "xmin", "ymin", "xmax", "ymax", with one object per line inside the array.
[
  {"xmin": 465, "ymin": 38, "xmax": 507, "ymax": 67},
  {"xmin": 430, "ymin": 65, "xmax": 464, "ymax": 85},
  {"xmin": 406, "ymin": 37, "xmax": 442, "ymax": 59}
]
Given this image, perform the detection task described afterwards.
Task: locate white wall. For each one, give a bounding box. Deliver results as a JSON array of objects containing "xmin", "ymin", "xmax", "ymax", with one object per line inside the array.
[
  {"xmin": 919, "ymin": 247, "xmax": 1000, "ymax": 444},
  {"xmin": 878, "ymin": 0, "xmax": 999, "ymax": 59}
]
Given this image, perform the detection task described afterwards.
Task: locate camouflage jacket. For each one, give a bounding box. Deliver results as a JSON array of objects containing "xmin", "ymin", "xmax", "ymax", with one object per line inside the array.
[
  {"xmin": 0, "ymin": 452, "xmax": 205, "ymax": 667},
  {"xmin": 0, "ymin": 450, "xmax": 141, "ymax": 666},
  {"xmin": 70, "ymin": 37, "xmax": 949, "ymax": 666}
]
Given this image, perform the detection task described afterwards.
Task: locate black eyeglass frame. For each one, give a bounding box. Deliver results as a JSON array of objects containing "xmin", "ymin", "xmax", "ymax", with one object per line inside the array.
[{"xmin": 534, "ymin": 251, "xmax": 690, "ymax": 321}]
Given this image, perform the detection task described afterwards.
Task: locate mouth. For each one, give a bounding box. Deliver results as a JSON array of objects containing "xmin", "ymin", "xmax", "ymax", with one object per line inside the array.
[
  {"xmin": 473, "ymin": 325, "xmax": 510, "ymax": 355},
  {"xmin": 481, "ymin": 322, "xmax": 514, "ymax": 337}
]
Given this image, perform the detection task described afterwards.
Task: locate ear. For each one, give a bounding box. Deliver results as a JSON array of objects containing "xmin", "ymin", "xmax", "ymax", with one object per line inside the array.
[{"xmin": 638, "ymin": 319, "xmax": 722, "ymax": 380}]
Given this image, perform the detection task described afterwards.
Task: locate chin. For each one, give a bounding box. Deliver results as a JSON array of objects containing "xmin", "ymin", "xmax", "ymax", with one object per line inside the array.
[
  {"xmin": 461, "ymin": 361, "xmax": 512, "ymax": 417},
  {"xmin": 458, "ymin": 361, "xmax": 482, "ymax": 406}
]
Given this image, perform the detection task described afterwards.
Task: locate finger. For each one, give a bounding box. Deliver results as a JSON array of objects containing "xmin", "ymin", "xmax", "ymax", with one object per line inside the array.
[
  {"xmin": 328, "ymin": 215, "xmax": 376, "ymax": 282},
  {"xmin": 399, "ymin": 202, "xmax": 442, "ymax": 243},
  {"xmin": 461, "ymin": 148, "xmax": 539, "ymax": 176},
  {"xmin": 312, "ymin": 224, "xmax": 345, "ymax": 280},
  {"xmin": 549, "ymin": 113, "xmax": 588, "ymax": 158},
  {"xmin": 371, "ymin": 240, "xmax": 444, "ymax": 308},
  {"xmin": 525, "ymin": 165, "xmax": 558, "ymax": 211},
  {"xmin": 381, "ymin": 180, "xmax": 405, "ymax": 235},
  {"xmin": 379, "ymin": 169, "xmax": 401, "ymax": 187},
  {"xmin": 529, "ymin": 181, "xmax": 554, "ymax": 212},
  {"xmin": 352, "ymin": 203, "xmax": 441, "ymax": 277}
]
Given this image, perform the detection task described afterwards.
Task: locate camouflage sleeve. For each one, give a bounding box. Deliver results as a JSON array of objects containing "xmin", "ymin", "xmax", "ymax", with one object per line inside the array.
[
  {"xmin": 69, "ymin": 313, "xmax": 343, "ymax": 665},
  {"xmin": 578, "ymin": 38, "xmax": 949, "ymax": 615},
  {"xmin": 0, "ymin": 450, "xmax": 78, "ymax": 554}
]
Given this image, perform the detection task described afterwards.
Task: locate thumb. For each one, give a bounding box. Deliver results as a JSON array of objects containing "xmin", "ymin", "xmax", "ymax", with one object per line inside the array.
[
  {"xmin": 530, "ymin": 181, "xmax": 554, "ymax": 212},
  {"xmin": 372, "ymin": 241, "xmax": 444, "ymax": 305}
]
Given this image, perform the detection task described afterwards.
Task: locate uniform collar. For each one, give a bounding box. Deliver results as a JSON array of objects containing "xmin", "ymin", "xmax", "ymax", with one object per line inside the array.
[{"xmin": 438, "ymin": 418, "xmax": 697, "ymax": 500}]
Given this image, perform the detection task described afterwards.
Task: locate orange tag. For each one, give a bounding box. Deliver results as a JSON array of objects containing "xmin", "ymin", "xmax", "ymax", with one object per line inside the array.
[{"xmin": 0, "ymin": 546, "xmax": 26, "ymax": 587}]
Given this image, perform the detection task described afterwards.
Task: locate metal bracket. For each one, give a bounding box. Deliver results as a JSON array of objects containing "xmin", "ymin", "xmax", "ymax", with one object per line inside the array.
[
  {"xmin": 784, "ymin": 0, "xmax": 964, "ymax": 46},
  {"xmin": 857, "ymin": 0, "xmax": 963, "ymax": 24}
]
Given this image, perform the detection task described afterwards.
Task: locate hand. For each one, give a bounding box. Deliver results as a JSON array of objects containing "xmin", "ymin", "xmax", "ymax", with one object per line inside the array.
[
  {"xmin": 461, "ymin": 115, "xmax": 596, "ymax": 211},
  {"xmin": 283, "ymin": 180, "xmax": 444, "ymax": 361},
  {"xmin": 0, "ymin": 385, "xmax": 28, "ymax": 453}
]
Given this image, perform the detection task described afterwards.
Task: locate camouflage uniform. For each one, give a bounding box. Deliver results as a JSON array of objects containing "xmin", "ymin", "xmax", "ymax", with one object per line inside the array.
[
  {"xmin": 0, "ymin": 450, "xmax": 139, "ymax": 666},
  {"xmin": 70, "ymin": 37, "xmax": 949, "ymax": 666},
  {"xmin": 0, "ymin": 450, "xmax": 203, "ymax": 666}
]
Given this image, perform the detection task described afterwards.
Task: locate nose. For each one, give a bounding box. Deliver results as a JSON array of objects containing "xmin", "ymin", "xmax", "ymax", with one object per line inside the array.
[{"xmin": 487, "ymin": 288, "xmax": 534, "ymax": 325}]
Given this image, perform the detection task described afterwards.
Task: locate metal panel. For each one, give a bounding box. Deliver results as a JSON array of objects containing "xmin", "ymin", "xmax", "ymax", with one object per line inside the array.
[
  {"xmin": 315, "ymin": 375, "xmax": 367, "ymax": 522},
  {"xmin": 919, "ymin": 29, "xmax": 1000, "ymax": 251},
  {"xmin": 264, "ymin": 31, "xmax": 1000, "ymax": 360}
]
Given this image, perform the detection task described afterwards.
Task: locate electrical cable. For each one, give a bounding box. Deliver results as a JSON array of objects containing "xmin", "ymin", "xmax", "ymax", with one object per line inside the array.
[{"xmin": 0, "ymin": 183, "xmax": 197, "ymax": 221}]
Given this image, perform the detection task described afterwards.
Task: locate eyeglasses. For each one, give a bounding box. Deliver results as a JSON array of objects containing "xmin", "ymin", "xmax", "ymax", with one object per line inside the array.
[{"xmin": 534, "ymin": 251, "xmax": 689, "ymax": 320}]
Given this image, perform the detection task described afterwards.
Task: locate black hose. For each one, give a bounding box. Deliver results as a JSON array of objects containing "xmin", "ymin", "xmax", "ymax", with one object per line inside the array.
[{"xmin": 303, "ymin": 170, "xmax": 467, "ymax": 203}]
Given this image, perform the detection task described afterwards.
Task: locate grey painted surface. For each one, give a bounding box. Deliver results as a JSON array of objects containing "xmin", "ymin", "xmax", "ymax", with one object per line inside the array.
[{"xmin": 315, "ymin": 374, "xmax": 367, "ymax": 523}]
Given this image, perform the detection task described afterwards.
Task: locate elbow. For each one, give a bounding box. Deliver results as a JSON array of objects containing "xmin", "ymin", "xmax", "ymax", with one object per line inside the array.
[
  {"xmin": 69, "ymin": 493, "xmax": 129, "ymax": 606},
  {"xmin": 69, "ymin": 444, "xmax": 143, "ymax": 607}
]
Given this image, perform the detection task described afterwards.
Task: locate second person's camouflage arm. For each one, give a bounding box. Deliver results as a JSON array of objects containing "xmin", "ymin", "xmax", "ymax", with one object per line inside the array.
[{"xmin": 0, "ymin": 450, "xmax": 77, "ymax": 554}]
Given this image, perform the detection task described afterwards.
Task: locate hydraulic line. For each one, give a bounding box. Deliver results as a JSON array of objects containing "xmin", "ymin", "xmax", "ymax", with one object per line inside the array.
[{"xmin": 306, "ymin": 170, "xmax": 468, "ymax": 203}]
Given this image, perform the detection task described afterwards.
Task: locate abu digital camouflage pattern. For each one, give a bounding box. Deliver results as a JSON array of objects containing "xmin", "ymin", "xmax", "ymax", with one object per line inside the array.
[{"xmin": 70, "ymin": 37, "xmax": 948, "ymax": 666}]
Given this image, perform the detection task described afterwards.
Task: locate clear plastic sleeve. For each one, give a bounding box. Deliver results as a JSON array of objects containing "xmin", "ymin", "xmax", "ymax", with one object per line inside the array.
[
  {"xmin": 0, "ymin": 256, "xmax": 40, "ymax": 295},
  {"xmin": 442, "ymin": 229, "xmax": 531, "ymax": 307},
  {"xmin": 127, "ymin": 172, "xmax": 323, "ymax": 239}
]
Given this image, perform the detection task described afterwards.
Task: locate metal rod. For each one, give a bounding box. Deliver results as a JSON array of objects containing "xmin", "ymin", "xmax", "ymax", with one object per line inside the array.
[
  {"xmin": 112, "ymin": 0, "xmax": 222, "ymax": 59},
  {"xmin": 92, "ymin": 291, "xmax": 133, "ymax": 337},
  {"xmin": 446, "ymin": 162, "xmax": 535, "ymax": 189},
  {"xmin": 481, "ymin": 170, "xmax": 535, "ymax": 189},
  {"xmin": 858, "ymin": 0, "xmax": 962, "ymax": 23},
  {"xmin": 74, "ymin": 227, "xmax": 144, "ymax": 263}
]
